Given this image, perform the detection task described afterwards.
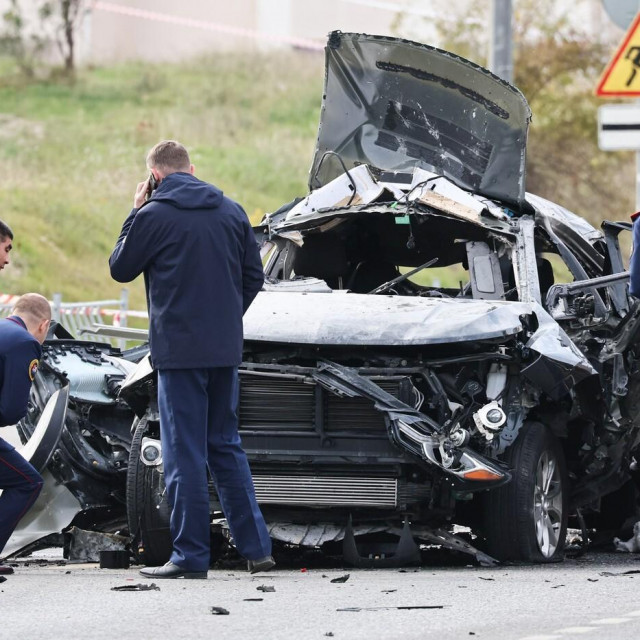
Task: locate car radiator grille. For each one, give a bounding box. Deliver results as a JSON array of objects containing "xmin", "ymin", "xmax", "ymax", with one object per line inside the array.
[
  {"xmin": 252, "ymin": 475, "xmax": 398, "ymax": 507},
  {"xmin": 238, "ymin": 372, "xmax": 401, "ymax": 433}
]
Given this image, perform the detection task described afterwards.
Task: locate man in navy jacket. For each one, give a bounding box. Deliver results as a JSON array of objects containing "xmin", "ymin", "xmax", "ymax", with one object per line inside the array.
[
  {"xmin": 110, "ymin": 140, "xmax": 272, "ymax": 579},
  {"xmin": 0, "ymin": 294, "xmax": 51, "ymax": 565}
]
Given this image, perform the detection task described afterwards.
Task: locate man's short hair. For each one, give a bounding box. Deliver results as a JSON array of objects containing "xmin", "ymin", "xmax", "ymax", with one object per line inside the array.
[
  {"xmin": 146, "ymin": 140, "xmax": 191, "ymax": 175},
  {"xmin": 0, "ymin": 220, "xmax": 14, "ymax": 242},
  {"xmin": 12, "ymin": 293, "xmax": 51, "ymax": 323}
]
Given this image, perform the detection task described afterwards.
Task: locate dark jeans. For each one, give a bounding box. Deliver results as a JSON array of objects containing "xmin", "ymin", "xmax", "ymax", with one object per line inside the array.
[
  {"xmin": 0, "ymin": 437, "xmax": 43, "ymax": 556},
  {"xmin": 158, "ymin": 367, "xmax": 272, "ymax": 571}
]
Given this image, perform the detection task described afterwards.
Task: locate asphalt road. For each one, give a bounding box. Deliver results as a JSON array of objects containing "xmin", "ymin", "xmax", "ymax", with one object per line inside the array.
[{"xmin": 3, "ymin": 548, "xmax": 640, "ymax": 640}]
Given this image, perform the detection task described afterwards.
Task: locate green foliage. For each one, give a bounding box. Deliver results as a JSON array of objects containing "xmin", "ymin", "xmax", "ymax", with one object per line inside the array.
[
  {"xmin": 0, "ymin": 0, "xmax": 86, "ymax": 78},
  {"xmin": 0, "ymin": 52, "xmax": 323, "ymax": 306},
  {"xmin": 0, "ymin": 0, "xmax": 49, "ymax": 77}
]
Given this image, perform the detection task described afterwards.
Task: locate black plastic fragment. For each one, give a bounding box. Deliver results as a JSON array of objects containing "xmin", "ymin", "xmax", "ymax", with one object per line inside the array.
[
  {"xmin": 257, "ymin": 585, "xmax": 276, "ymax": 592},
  {"xmin": 338, "ymin": 605, "xmax": 444, "ymax": 612},
  {"xmin": 600, "ymin": 569, "xmax": 640, "ymax": 577},
  {"xmin": 111, "ymin": 583, "xmax": 160, "ymax": 591},
  {"xmin": 210, "ymin": 607, "xmax": 230, "ymax": 615},
  {"xmin": 331, "ymin": 574, "xmax": 350, "ymax": 583}
]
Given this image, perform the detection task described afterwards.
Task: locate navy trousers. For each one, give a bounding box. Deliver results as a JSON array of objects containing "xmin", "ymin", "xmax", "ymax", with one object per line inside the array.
[
  {"xmin": 157, "ymin": 367, "xmax": 271, "ymax": 571},
  {"xmin": 0, "ymin": 437, "xmax": 43, "ymax": 556}
]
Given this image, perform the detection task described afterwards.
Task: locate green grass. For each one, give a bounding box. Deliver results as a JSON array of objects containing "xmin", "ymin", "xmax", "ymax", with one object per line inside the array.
[{"xmin": 0, "ymin": 52, "xmax": 324, "ymax": 308}]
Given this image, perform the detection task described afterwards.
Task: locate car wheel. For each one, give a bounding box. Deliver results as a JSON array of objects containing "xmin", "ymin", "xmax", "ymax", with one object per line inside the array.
[
  {"xmin": 126, "ymin": 414, "xmax": 172, "ymax": 566},
  {"xmin": 483, "ymin": 421, "xmax": 568, "ymax": 562}
]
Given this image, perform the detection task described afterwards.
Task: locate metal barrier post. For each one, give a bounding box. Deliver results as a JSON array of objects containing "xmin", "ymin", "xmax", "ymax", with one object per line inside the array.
[
  {"xmin": 52, "ymin": 293, "xmax": 62, "ymax": 323},
  {"xmin": 119, "ymin": 288, "xmax": 129, "ymax": 351}
]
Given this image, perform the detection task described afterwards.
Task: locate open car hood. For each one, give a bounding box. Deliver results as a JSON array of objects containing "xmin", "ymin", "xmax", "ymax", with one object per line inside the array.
[{"xmin": 310, "ymin": 32, "xmax": 532, "ymax": 209}]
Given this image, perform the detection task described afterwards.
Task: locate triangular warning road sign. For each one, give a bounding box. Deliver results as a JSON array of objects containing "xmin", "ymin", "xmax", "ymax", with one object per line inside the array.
[{"xmin": 597, "ymin": 11, "xmax": 640, "ymax": 97}]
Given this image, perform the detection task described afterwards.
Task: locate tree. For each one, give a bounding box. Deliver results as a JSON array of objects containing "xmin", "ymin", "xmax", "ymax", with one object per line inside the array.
[
  {"xmin": 398, "ymin": 0, "xmax": 634, "ymax": 227},
  {"xmin": 0, "ymin": 0, "xmax": 86, "ymax": 77},
  {"xmin": 56, "ymin": 0, "xmax": 85, "ymax": 73},
  {"xmin": 0, "ymin": 0, "xmax": 50, "ymax": 77}
]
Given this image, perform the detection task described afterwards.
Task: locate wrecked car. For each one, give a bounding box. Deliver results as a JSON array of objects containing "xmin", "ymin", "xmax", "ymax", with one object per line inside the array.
[
  {"xmin": 119, "ymin": 32, "xmax": 640, "ymax": 566},
  {"xmin": 2, "ymin": 324, "xmax": 143, "ymax": 558},
  {"xmin": 12, "ymin": 32, "xmax": 640, "ymax": 567}
]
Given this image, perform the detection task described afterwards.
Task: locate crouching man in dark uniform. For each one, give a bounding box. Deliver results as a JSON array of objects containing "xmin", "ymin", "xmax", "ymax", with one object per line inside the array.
[
  {"xmin": 109, "ymin": 140, "xmax": 273, "ymax": 579},
  {"xmin": 0, "ymin": 294, "xmax": 51, "ymax": 572}
]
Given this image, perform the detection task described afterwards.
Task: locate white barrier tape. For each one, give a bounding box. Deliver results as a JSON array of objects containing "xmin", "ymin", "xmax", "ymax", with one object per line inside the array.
[
  {"xmin": 92, "ymin": 1, "xmax": 325, "ymax": 51},
  {"xmin": 0, "ymin": 294, "xmax": 19, "ymax": 305},
  {"xmin": 101, "ymin": 308, "xmax": 149, "ymax": 319},
  {"xmin": 58, "ymin": 308, "xmax": 148, "ymax": 319},
  {"xmin": 0, "ymin": 294, "xmax": 148, "ymax": 319}
]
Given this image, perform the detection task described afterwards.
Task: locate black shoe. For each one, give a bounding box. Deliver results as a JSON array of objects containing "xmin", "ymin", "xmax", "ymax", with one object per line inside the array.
[
  {"xmin": 0, "ymin": 565, "xmax": 14, "ymax": 575},
  {"xmin": 139, "ymin": 562, "xmax": 207, "ymax": 580},
  {"xmin": 247, "ymin": 555, "xmax": 275, "ymax": 574}
]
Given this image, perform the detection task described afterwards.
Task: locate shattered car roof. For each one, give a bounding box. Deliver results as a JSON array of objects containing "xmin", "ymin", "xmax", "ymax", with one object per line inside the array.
[{"xmin": 310, "ymin": 31, "xmax": 532, "ymax": 209}]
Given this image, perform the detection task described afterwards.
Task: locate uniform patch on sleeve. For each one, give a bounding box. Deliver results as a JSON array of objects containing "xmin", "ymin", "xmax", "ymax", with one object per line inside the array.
[{"xmin": 29, "ymin": 359, "xmax": 39, "ymax": 381}]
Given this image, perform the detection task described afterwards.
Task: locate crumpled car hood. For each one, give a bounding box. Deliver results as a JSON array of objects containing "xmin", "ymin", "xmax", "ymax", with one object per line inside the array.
[
  {"xmin": 244, "ymin": 291, "xmax": 530, "ymax": 345},
  {"xmin": 310, "ymin": 32, "xmax": 532, "ymax": 209}
]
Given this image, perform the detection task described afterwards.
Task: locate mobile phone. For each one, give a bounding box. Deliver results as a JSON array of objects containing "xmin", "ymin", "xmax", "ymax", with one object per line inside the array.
[{"xmin": 146, "ymin": 173, "xmax": 159, "ymax": 199}]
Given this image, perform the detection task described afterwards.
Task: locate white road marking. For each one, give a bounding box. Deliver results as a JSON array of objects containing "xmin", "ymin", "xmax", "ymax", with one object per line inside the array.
[
  {"xmin": 519, "ymin": 609, "xmax": 640, "ymax": 639},
  {"xmin": 591, "ymin": 618, "xmax": 632, "ymax": 625}
]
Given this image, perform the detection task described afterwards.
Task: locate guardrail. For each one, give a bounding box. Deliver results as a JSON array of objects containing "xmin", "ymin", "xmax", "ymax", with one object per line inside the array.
[{"xmin": 0, "ymin": 289, "xmax": 149, "ymax": 348}]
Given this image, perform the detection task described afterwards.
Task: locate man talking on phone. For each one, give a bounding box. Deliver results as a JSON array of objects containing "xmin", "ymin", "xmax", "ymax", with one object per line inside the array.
[{"xmin": 109, "ymin": 140, "xmax": 272, "ymax": 579}]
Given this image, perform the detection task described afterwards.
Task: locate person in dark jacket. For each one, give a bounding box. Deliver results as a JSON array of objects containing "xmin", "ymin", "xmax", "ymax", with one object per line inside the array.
[
  {"xmin": 109, "ymin": 140, "xmax": 272, "ymax": 579},
  {"xmin": 0, "ymin": 293, "xmax": 51, "ymax": 565}
]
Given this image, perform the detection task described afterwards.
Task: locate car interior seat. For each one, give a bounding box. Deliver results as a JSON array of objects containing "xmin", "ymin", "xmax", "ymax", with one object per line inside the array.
[
  {"xmin": 347, "ymin": 260, "xmax": 400, "ymax": 293},
  {"xmin": 291, "ymin": 234, "xmax": 349, "ymax": 288}
]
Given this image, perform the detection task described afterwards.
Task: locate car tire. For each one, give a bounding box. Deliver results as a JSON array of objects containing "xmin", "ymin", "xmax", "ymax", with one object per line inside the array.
[
  {"xmin": 482, "ymin": 420, "xmax": 568, "ymax": 563},
  {"xmin": 126, "ymin": 414, "xmax": 172, "ymax": 566}
]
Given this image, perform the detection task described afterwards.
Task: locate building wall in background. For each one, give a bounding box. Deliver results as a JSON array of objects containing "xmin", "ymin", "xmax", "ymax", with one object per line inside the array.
[
  {"xmin": 82, "ymin": 0, "xmax": 406, "ymax": 62},
  {"xmin": 0, "ymin": 0, "xmax": 628, "ymax": 65}
]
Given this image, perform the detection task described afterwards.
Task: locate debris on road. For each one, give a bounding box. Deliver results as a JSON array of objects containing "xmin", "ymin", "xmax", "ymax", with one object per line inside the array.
[
  {"xmin": 210, "ymin": 607, "xmax": 230, "ymax": 615},
  {"xmin": 330, "ymin": 574, "xmax": 350, "ymax": 583},
  {"xmin": 243, "ymin": 598, "xmax": 264, "ymax": 602},
  {"xmin": 111, "ymin": 583, "xmax": 160, "ymax": 591},
  {"xmin": 257, "ymin": 585, "xmax": 276, "ymax": 592},
  {"xmin": 338, "ymin": 605, "xmax": 444, "ymax": 612},
  {"xmin": 613, "ymin": 522, "xmax": 640, "ymax": 552},
  {"xmin": 65, "ymin": 527, "xmax": 129, "ymax": 563},
  {"xmin": 600, "ymin": 569, "xmax": 640, "ymax": 577}
]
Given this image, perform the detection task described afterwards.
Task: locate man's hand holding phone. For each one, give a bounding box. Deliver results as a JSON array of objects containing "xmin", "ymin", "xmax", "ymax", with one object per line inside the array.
[{"xmin": 133, "ymin": 173, "xmax": 159, "ymax": 209}]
